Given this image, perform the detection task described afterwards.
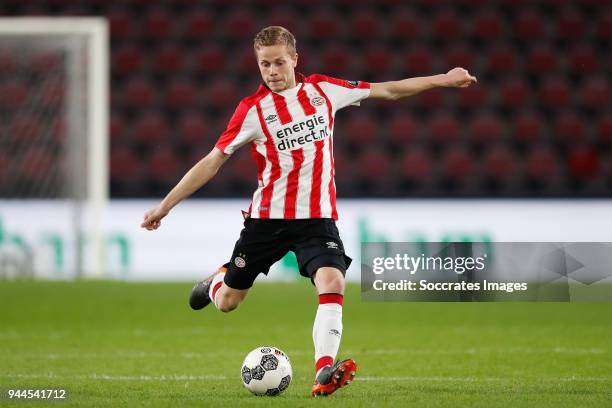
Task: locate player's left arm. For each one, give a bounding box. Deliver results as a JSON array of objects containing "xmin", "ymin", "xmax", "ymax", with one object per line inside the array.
[{"xmin": 368, "ymin": 67, "xmax": 477, "ymax": 100}]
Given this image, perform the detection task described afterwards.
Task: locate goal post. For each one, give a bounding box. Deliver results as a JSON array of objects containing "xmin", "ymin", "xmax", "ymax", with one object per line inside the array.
[{"xmin": 0, "ymin": 18, "xmax": 109, "ymax": 278}]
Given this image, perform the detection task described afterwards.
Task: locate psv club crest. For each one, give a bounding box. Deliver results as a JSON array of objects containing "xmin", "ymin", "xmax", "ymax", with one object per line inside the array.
[{"xmin": 310, "ymin": 96, "xmax": 325, "ymax": 107}]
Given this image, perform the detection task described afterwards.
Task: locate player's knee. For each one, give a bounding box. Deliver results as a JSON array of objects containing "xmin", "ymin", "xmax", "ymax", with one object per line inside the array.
[
  {"xmin": 216, "ymin": 293, "xmax": 240, "ymax": 313},
  {"xmin": 315, "ymin": 267, "xmax": 345, "ymax": 294}
]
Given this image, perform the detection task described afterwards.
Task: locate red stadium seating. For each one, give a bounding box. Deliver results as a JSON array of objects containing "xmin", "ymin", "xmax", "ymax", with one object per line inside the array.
[
  {"xmin": 526, "ymin": 147, "xmax": 559, "ymax": 180},
  {"xmin": 0, "ymin": 79, "xmax": 28, "ymax": 109},
  {"xmin": 109, "ymin": 112, "xmax": 126, "ymax": 143},
  {"xmin": 498, "ymin": 77, "xmax": 530, "ymax": 109},
  {"xmin": 112, "ymin": 45, "xmax": 145, "ymax": 76},
  {"xmin": 142, "ymin": 9, "xmax": 173, "ymax": 40},
  {"xmin": 471, "ymin": 11, "xmax": 505, "ymax": 40},
  {"xmin": 225, "ymin": 10, "xmax": 256, "ymax": 40},
  {"xmin": 538, "ymin": 77, "xmax": 570, "ymax": 110},
  {"xmin": 17, "ymin": 148, "xmax": 55, "ymax": 181},
  {"xmin": 321, "ymin": 45, "xmax": 352, "ymax": 76},
  {"xmin": 107, "ymin": 10, "xmax": 132, "ymax": 40},
  {"xmin": 204, "ymin": 80, "xmax": 239, "ymax": 110},
  {"xmin": 469, "ymin": 113, "xmax": 504, "ymax": 144},
  {"xmin": 8, "ymin": 113, "xmax": 39, "ymax": 144},
  {"xmin": 596, "ymin": 114, "xmax": 612, "ymax": 142},
  {"xmin": 309, "ymin": 10, "xmax": 342, "ymax": 40},
  {"xmin": 554, "ymin": 112, "xmax": 585, "ymax": 144},
  {"xmin": 443, "ymin": 45, "xmax": 476, "ymax": 71},
  {"xmin": 147, "ymin": 148, "xmax": 182, "ymax": 183},
  {"xmin": 579, "ymin": 77, "xmax": 610, "ymax": 110},
  {"xmin": 177, "ymin": 112, "xmax": 207, "ymax": 146},
  {"xmin": 363, "ymin": 46, "xmax": 393, "ymax": 75},
  {"xmin": 110, "ymin": 147, "xmax": 141, "ymax": 181},
  {"xmin": 350, "ymin": 11, "xmax": 381, "ymax": 41},
  {"xmin": 390, "ymin": 11, "xmax": 422, "ymax": 39},
  {"xmin": 133, "ymin": 112, "xmax": 169, "ymax": 145},
  {"xmin": 526, "ymin": 45, "xmax": 558, "ymax": 75},
  {"xmin": 398, "ymin": 148, "xmax": 431, "ymax": 180},
  {"xmin": 193, "ymin": 45, "xmax": 226, "ymax": 75},
  {"xmin": 432, "ymin": 11, "xmax": 463, "ymax": 39},
  {"xmin": 482, "ymin": 147, "xmax": 517, "ymax": 181},
  {"xmin": 265, "ymin": 10, "xmax": 299, "ymax": 34},
  {"xmin": 567, "ymin": 44, "xmax": 598, "ymax": 75},
  {"xmin": 440, "ymin": 147, "xmax": 473, "ymax": 180},
  {"xmin": 387, "ymin": 114, "xmax": 420, "ymax": 146},
  {"xmin": 356, "ymin": 150, "xmax": 390, "ymax": 182},
  {"xmin": 485, "ymin": 45, "xmax": 516, "ymax": 74},
  {"xmin": 555, "ymin": 9, "xmax": 586, "ymax": 40},
  {"xmin": 401, "ymin": 46, "xmax": 434, "ymax": 75},
  {"xmin": 512, "ymin": 111, "xmax": 547, "ymax": 144},
  {"xmin": 152, "ymin": 44, "xmax": 184, "ymax": 75},
  {"xmin": 428, "ymin": 114, "xmax": 460, "ymax": 144},
  {"xmin": 345, "ymin": 113, "xmax": 377, "ymax": 146},
  {"xmin": 567, "ymin": 145, "xmax": 600, "ymax": 179},
  {"xmin": 513, "ymin": 10, "xmax": 544, "ymax": 40},
  {"xmin": 164, "ymin": 79, "xmax": 197, "ymax": 111},
  {"xmin": 181, "ymin": 11, "xmax": 215, "ymax": 40},
  {"xmin": 122, "ymin": 77, "xmax": 157, "ymax": 109},
  {"xmin": 595, "ymin": 11, "xmax": 612, "ymax": 39},
  {"xmin": 457, "ymin": 84, "xmax": 487, "ymax": 110}
]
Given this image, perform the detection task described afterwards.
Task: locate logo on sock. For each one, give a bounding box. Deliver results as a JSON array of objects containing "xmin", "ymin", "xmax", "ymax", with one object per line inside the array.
[{"xmin": 329, "ymin": 329, "xmax": 341, "ymax": 337}]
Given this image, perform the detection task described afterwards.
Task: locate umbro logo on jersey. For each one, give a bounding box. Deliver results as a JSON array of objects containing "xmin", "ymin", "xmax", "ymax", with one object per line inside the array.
[
  {"xmin": 326, "ymin": 241, "xmax": 339, "ymax": 249},
  {"xmin": 310, "ymin": 96, "xmax": 325, "ymax": 107},
  {"xmin": 265, "ymin": 114, "xmax": 278, "ymax": 123}
]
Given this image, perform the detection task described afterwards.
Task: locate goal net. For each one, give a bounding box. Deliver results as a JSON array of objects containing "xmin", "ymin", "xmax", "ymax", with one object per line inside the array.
[{"xmin": 0, "ymin": 18, "xmax": 108, "ymax": 278}]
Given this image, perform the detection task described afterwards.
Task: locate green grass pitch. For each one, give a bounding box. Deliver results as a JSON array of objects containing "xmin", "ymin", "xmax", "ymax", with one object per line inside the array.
[{"xmin": 1, "ymin": 280, "xmax": 610, "ymax": 407}]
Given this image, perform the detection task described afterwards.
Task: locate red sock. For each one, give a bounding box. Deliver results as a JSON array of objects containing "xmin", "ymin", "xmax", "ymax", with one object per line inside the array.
[{"xmin": 316, "ymin": 356, "xmax": 334, "ymax": 374}]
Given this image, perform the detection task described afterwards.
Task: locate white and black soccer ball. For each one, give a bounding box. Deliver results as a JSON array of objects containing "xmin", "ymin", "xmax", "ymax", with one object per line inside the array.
[{"xmin": 240, "ymin": 346, "xmax": 292, "ymax": 396}]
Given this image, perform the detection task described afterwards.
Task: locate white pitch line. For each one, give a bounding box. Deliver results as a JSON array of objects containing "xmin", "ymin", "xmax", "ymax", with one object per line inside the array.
[{"xmin": 2, "ymin": 373, "xmax": 608, "ymax": 382}]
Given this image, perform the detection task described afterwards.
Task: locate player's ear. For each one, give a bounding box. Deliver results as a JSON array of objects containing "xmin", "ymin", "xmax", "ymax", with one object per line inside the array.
[{"xmin": 292, "ymin": 52, "xmax": 298, "ymax": 68}]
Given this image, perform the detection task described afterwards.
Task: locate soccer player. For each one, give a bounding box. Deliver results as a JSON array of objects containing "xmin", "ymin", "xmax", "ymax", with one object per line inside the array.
[{"xmin": 141, "ymin": 26, "xmax": 476, "ymax": 396}]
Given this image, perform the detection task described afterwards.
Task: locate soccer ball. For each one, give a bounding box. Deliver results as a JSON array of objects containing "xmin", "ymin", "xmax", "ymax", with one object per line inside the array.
[{"xmin": 240, "ymin": 346, "xmax": 292, "ymax": 396}]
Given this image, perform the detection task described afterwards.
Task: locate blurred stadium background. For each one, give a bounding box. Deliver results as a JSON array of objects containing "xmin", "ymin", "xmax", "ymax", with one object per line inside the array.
[{"xmin": 0, "ymin": 0, "xmax": 610, "ymax": 279}]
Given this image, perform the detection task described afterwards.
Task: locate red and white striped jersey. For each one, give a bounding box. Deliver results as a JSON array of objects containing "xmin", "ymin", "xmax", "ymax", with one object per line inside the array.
[{"xmin": 215, "ymin": 73, "xmax": 370, "ymax": 220}]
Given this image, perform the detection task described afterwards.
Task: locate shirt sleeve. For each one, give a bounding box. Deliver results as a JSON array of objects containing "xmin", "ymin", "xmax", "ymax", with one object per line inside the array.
[
  {"xmin": 214, "ymin": 101, "xmax": 258, "ymax": 155},
  {"xmin": 315, "ymin": 76, "xmax": 371, "ymax": 112}
]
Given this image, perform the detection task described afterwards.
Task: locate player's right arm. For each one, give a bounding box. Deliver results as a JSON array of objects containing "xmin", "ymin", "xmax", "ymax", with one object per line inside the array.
[{"xmin": 141, "ymin": 148, "xmax": 228, "ymax": 230}]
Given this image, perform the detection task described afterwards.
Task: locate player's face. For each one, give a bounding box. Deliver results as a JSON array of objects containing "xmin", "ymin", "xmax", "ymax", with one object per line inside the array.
[{"xmin": 256, "ymin": 45, "xmax": 298, "ymax": 92}]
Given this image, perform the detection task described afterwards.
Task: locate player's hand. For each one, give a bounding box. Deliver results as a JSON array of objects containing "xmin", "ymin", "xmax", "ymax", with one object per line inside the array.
[
  {"xmin": 443, "ymin": 67, "xmax": 477, "ymax": 88},
  {"xmin": 141, "ymin": 206, "xmax": 169, "ymax": 231}
]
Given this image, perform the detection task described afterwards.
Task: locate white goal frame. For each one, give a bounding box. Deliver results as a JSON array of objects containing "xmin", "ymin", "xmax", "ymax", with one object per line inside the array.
[{"xmin": 0, "ymin": 18, "xmax": 109, "ymax": 277}]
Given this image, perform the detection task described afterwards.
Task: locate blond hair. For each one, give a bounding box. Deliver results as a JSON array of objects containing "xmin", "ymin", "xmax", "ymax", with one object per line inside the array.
[{"xmin": 253, "ymin": 26, "xmax": 296, "ymax": 55}]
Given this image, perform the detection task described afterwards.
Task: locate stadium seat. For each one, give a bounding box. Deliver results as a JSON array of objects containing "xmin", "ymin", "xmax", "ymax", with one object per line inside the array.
[
  {"xmin": 177, "ymin": 112, "xmax": 207, "ymax": 146},
  {"xmin": 526, "ymin": 147, "xmax": 559, "ymax": 180},
  {"xmin": 350, "ymin": 11, "xmax": 381, "ymax": 41},
  {"xmin": 414, "ymin": 88, "xmax": 446, "ymax": 110},
  {"xmin": 152, "ymin": 44, "xmax": 184, "ymax": 75},
  {"xmin": 344, "ymin": 113, "xmax": 377, "ymax": 146},
  {"xmin": 485, "ymin": 45, "xmax": 516, "ymax": 74},
  {"xmin": 109, "ymin": 112, "xmax": 126, "ymax": 143},
  {"xmin": 356, "ymin": 149, "xmax": 390, "ymax": 183},
  {"xmin": 204, "ymin": 80, "xmax": 239, "ymax": 110},
  {"xmin": 554, "ymin": 8, "xmax": 586, "ymax": 40},
  {"xmin": 567, "ymin": 44, "xmax": 598, "ymax": 75},
  {"xmin": 112, "ymin": 45, "xmax": 145, "ymax": 76},
  {"xmin": 224, "ymin": 10, "xmax": 256, "ymax": 40},
  {"xmin": 468, "ymin": 113, "xmax": 504, "ymax": 144},
  {"xmin": 553, "ymin": 112, "xmax": 585, "ymax": 144},
  {"xmin": 387, "ymin": 113, "xmax": 420, "ymax": 146},
  {"xmin": 538, "ymin": 77, "xmax": 570, "ymax": 110},
  {"xmin": 29, "ymin": 50, "xmax": 63, "ymax": 74},
  {"xmin": 39, "ymin": 78, "xmax": 64, "ymax": 108},
  {"xmin": 482, "ymin": 147, "xmax": 517, "ymax": 181},
  {"xmin": 181, "ymin": 11, "xmax": 215, "ymax": 40},
  {"xmin": 443, "ymin": 45, "xmax": 476, "ymax": 71},
  {"xmin": 595, "ymin": 11, "xmax": 612, "ymax": 40},
  {"xmin": 526, "ymin": 45, "xmax": 558, "ymax": 75},
  {"xmin": 110, "ymin": 147, "xmax": 141, "ymax": 181},
  {"xmin": 440, "ymin": 147, "xmax": 473, "ymax": 180},
  {"xmin": 0, "ymin": 48, "xmax": 18, "ymax": 73},
  {"xmin": 164, "ymin": 79, "xmax": 197, "ymax": 111},
  {"xmin": 498, "ymin": 77, "xmax": 530, "ymax": 110},
  {"xmin": 513, "ymin": 10, "xmax": 544, "ymax": 40},
  {"xmin": 567, "ymin": 145, "xmax": 600, "ymax": 179},
  {"xmin": 147, "ymin": 148, "xmax": 182, "ymax": 183},
  {"xmin": 432, "ymin": 11, "xmax": 463, "ymax": 39},
  {"xmin": 457, "ymin": 84, "xmax": 487, "ymax": 110},
  {"xmin": 390, "ymin": 10, "xmax": 422, "ymax": 39},
  {"xmin": 309, "ymin": 10, "xmax": 341, "ymax": 40},
  {"xmin": 428, "ymin": 114, "xmax": 460, "ymax": 144},
  {"xmin": 402, "ymin": 46, "xmax": 434, "ymax": 75},
  {"xmin": 512, "ymin": 111, "xmax": 547, "ymax": 144},
  {"xmin": 596, "ymin": 114, "xmax": 612, "ymax": 142},
  {"xmin": 320, "ymin": 45, "xmax": 353, "ymax": 76},
  {"xmin": 193, "ymin": 45, "xmax": 226, "ymax": 75},
  {"xmin": 107, "ymin": 10, "xmax": 133, "ymax": 40},
  {"xmin": 363, "ymin": 46, "xmax": 393, "ymax": 75},
  {"xmin": 122, "ymin": 77, "xmax": 157, "ymax": 109},
  {"xmin": 141, "ymin": 9, "xmax": 173, "ymax": 40},
  {"xmin": 579, "ymin": 77, "xmax": 610, "ymax": 110},
  {"xmin": 398, "ymin": 148, "xmax": 432, "ymax": 181},
  {"xmin": 234, "ymin": 46, "xmax": 259, "ymax": 75},
  {"xmin": 133, "ymin": 112, "xmax": 169, "ymax": 145},
  {"xmin": 471, "ymin": 11, "xmax": 505, "ymax": 40}
]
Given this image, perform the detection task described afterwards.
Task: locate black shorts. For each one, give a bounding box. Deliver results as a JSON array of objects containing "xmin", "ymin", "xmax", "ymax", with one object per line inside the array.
[{"xmin": 223, "ymin": 218, "xmax": 352, "ymax": 290}]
